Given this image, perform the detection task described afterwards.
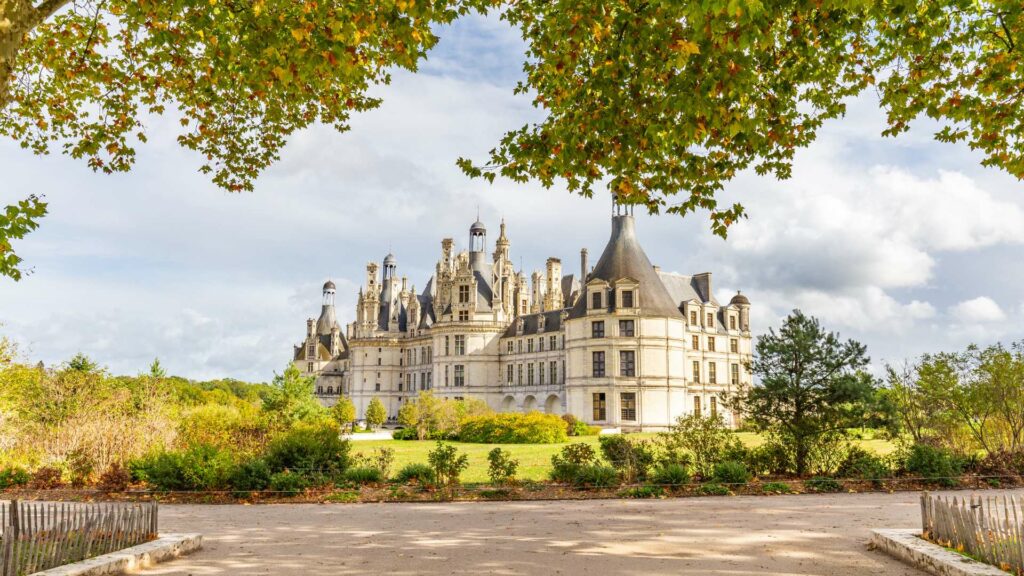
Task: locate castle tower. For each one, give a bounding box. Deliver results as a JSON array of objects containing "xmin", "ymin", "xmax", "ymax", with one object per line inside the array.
[{"xmin": 543, "ymin": 258, "xmax": 563, "ymax": 311}]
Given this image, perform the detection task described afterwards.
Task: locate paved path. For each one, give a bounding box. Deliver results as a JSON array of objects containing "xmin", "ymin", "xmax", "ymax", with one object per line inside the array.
[{"xmin": 143, "ymin": 489, "xmax": 1023, "ymax": 576}]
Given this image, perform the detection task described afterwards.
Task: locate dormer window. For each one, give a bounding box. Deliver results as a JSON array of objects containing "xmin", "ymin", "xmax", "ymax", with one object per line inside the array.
[
  {"xmin": 621, "ymin": 290, "xmax": 634, "ymax": 308},
  {"xmin": 690, "ymin": 310, "xmax": 698, "ymax": 325},
  {"xmin": 515, "ymin": 318, "xmax": 525, "ymax": 335},
  {"xmin": 729, "ymin": 315, "xmax": 737, "ymax": 330},
  {"xmin": 538, "ymin": 315, "xmax": 546, "ymax": 333},
  {"xmin": 706, "ymin": 312, "xmax": 714, "ymax": 328},
  {"xmin": 591, "ymin": 291, "xmax": 603, "ymax": 310},
  {"xmin": 458, "ymin": 285, "xmax": 470, "ymax": 303}
]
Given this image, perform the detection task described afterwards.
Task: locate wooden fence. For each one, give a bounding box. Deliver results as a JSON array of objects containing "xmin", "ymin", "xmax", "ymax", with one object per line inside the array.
[
  {"xmin": 0, "ymin": 500, "xmax": 158, "ymax": 576},
  {"xmin": 921, "ymin": 492, "xmax": 1024, "ymax": 575}
]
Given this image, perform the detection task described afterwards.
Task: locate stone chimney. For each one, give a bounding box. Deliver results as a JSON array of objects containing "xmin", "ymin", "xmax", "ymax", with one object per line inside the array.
[{"xmin": 580, "ymin": 248, "xmax": 588, "ymax": 282}]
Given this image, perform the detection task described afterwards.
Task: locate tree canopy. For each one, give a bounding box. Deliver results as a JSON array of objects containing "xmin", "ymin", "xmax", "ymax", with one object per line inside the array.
[{"xmin": 2, "ymin": 0, "xmax": 1022, "ymax": 279}]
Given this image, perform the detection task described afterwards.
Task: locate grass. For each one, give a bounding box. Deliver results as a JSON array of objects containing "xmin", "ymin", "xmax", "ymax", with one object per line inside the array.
[{"xmin": 351, "ymin": 431, "xmax": 897, "ymax": 483}]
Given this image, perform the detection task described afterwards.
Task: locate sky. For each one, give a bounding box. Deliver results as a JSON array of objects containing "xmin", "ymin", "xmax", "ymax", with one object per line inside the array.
[{"xmin": 1, "ymin": 14, "xmax": 1022, "ymax": 382}]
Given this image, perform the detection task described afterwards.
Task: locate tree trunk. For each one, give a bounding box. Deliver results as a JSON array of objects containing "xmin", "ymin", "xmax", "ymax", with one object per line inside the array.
[
  {"xmin": 795, "ymin": 439, "xmax": 808, "ymax": 477},
  {"xmin": 0, "ymin": 0, "xmax": 69, "ymax": 111}
]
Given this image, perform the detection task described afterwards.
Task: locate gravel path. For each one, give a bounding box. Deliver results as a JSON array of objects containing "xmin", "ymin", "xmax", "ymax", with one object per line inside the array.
[{"xmin": 141, "ymin": 489, "xmax": 1022, "ymax": 575}]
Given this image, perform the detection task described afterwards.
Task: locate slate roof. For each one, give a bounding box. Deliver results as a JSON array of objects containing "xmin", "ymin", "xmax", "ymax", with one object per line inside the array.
[{"xmin": 502, "ymin": 309, "xmax": 565, "ymax": 337}]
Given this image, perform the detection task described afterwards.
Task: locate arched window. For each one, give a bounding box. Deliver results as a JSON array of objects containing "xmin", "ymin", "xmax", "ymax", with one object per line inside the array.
[
  {"xmin": 327, "ymin": 386, "xmax": 334, "ymax": 394},
  {"xmin": 317, "ymin": 386, "xmax": 323, "ymax": 394}
]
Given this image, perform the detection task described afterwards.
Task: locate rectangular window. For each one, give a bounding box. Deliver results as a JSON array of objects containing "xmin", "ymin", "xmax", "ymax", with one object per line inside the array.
[
  {"xmin": 538, "ymin": 362, "xmax": 545, "ymax": 384},
  {"xmin": 538, "ymin": 337, "xmax": 544, "ymax": 351},
  {"xmin": 621, "ymin": 290, "xmax": 634, "ymax": 308},
  {"xmin": 707, "ymin": 312, "xmax": 714, "ymax": 327},
  {"xmin": 427, "ymin": 372, "xmax": 432, "ymax": 388},
  {"xmin": 454, "ymin": 364, "xmax": 465, "ymax": 387},
  {"xmin": 591, "ymin": 291, "xmax": 603, "ymax": 310},
  {"xmin": 693, "ymin": 395, "xmax": 701, "ymax": 414},
  {"xmin": 593, "ymin": 392, "xmax": 607, "ymax": 420},
  {"xmin": 730, "ymin": 338, "xmax": 738, "ymax": 353},
  {"xmin": 731, "ymin": 363, "xmax": 740, "ymax": 385},
  {"xmin": 729, "ymin": 316, "xmax": 737, "ymax": 330},
  {"xmin": 693, "ymin": 360, "xmax": 700, "ymax": 383},
  {"xmin": 550, "ymin": 336, "xmax": 557, "ymax": 350},
  {"xmin": 550, "ymin": 361, "xmax": 558, "ymax": 385},
  {"xmin": 444, "ymin": 336, "xmax": 450, "ymax": 355},
  {"xmin": 709, "ymin": 362, "xmax": 717, "ymax": 384},
  {"xmin": 517, "ymin": 364, "xmax": 523, "ymax": 385},
  {"xmin": 528, "ymin": 363, "xmax": 534, "ymax": 385},
  {"xmin": 444, "ymin": 365, "xmax": 449, "ymax": 386},
  {"xmin": 708, "ymin": 337, "xmax": 716, "ymax": 352},
  {"xmin": 528, "ymin": 338, "xmax": 534, "ymax": 353},
  {"xmin": 692, "ymin": 335, "xmax": 700, "ymax": 350},
  {"xmin": 459, "ymin": 285, "xmax": 470, "ymax": 303},
  {"xmin": 620, "ymin": 392, "xmax": 637, "ymax": 421},
  {"xmin": 377, "ymin": 357, "xmax": 382, "ymax": 366},
  {"xmin": 592, "ymin": 351, "xmax": 606, "ymax": 377},
  {"xmin": 620, "ymin": 350, "xmax": 636, "ymax": 377},
  {"xmin": 619, "ymin": 319, "xmax": 635, "ymax": 337},
  {"xmin": 375, "ymin": 382, "xmax": 381, "ymax": 392},
  {"xmin": 455, "ymin": 335, "xmax": 466, "ymax": 355},
  {"xmin": 690, "ymin": 310, "xmax": 698, "ymax": 324},
  {"xmin": 507, "ymin": 365, "xmax": 514, "ymax": 384},
  {"xmin": 307, "ymin": 343, "xmax": 315, "ymax": 358},
  {"xmin": 710, "ymin": 396, "xmax": 718, "ymax": 419},
  {"xmin": 458, "ymin": 310, "xmax": 469, "ymax": 322},
  {"xmin": 398, "ymin": 381, "xmax": 403, "ymax": 392},
  {"xmin": 517, "ymin": 339, "xmax": 523, "ymax": 353},
  {"xmin": 506, "ymin": 340, "xmax": 513, "ymax": 354},
  {"xmin": 307, "ymin": 362, "xmax": 314, "ymax": 372},
  {"xmin": 592, "ymin": 320, "xmax": 605, "ymax": 338}
]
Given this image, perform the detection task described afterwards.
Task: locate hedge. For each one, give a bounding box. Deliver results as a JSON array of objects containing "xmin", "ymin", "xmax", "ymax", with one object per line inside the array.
[{"xmin": 459, "ymin": 412, "xmax": 569, "ymax": 444}]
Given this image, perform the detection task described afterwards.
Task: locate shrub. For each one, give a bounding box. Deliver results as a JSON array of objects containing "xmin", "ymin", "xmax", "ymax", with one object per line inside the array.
[
  {"xmin": 573, "ymin": 464, "xmax": 619, "ymax": 488},
  {"xmin": 712, "ymin": 460, "xmax": 750, "ymax": 486},
  {"xmin": 132, "ymin": 443, "xmax": 235, "ymax": 491},
  {"xmin": 428, "ymin": 441, "xmax": 469, "ymax": 490},
  {"xmin": 269, "ymin": 471, "xmax": 309, "ymax": 494},
  {"xmin": 550, "ymin": 443, "xmax": 598, "ymax": 483},
  {"xmin": 651, "ymin": 463, "xmax": 692, "ymax": 487},
  {"xmin": 761, "ymin": 481, "xmax": 792, "ymax": 494},
  {"xmin": 836, "ymin": 447, "xmax": 890, "ymax": 484},
  {"xmin": 805, "ymin": 476, "xmax": 843, "ymax": 493},
  {"xmin": 459, "ymin": 412, "xmax": 568, "ymax": 444},
  {"xmin": 97, "ymin": 463, "xmax": 132, "ymax": 492},
  {"xmin": 599, "ymin": 435, "xmax": 655, "ymax": 483},
  {"xmin": 29, "ymin": 466, "xmax": 64, "ymax": 490},
  {"xmin": 977, "ymin": 450, "xmax": 1024, "ymax": 477},
  {"xmin": 562, "ymin": 414, "xmax": 579, "ymax": 435},
  {"xmin": 904, "ymin": 443, "xmax": 964, "ymax": 487},
  {"xmin": 696, "ymin": 483, "xmax": 730, "ymax": 496},
  {"xmin": 344, "ymin": 466, "xmax": 384, "ymax": 484},
  {"xmin": 657, "ymin": 414, "xmax": 735, "ymax": 478},
  {"xmin": 352, "ymin": 447, "xmax": 395, "ymax": 479},
  {"xmin": 620, "ymin": 486, "xmax": 664, "ymax": 498},
  {"xmin": 392, "ymin": 427, "xmax": 418, "ymax": 441},
  {"xmin": 807, "ymin": 432, "xmax": 851, "ymax": 476},
  {"xmin": 487, "ymin": 448, "xmax": 519, "ymax": 487},
  {"xmin": 228, "ymin": 458, "xmax": 272, "ymax": 493},
  {"xmin": 263, "ymin": 423, "xmax": 350, "ymax": 476},
  {"xmin": 394, "ymin": 463, "xmax": 436, "ymax": 485},
  {"xmin": 0, "ymin": 467, "xmax": 31, "ymax": 489},
  {"xmin": 744, "ymin": 437, "xmax": 793, "ymax": 476},
  {"xmin": 66, "ymin": 449, "xmax": 95, "ymax": 488}
]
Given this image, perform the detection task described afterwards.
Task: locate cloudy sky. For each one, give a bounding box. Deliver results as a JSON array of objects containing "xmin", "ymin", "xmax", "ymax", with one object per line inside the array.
[{"xmin": 1, "ymin": 14, "xmax": 1022, "ymax": 382}]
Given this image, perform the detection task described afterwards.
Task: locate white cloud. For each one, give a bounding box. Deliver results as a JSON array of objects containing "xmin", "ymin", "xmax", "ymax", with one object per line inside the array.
[{"xmin": 950, "ymin": 297, "xmax": 1006, "ymax": 323}]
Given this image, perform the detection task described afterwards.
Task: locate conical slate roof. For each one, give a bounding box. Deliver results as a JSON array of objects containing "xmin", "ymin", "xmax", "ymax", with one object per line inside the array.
[
  {"xmin": 316, "ymin": 304, "xmax": 338, "ymax": 334},
  {"xmin": 569, "ymin": 215, "xmax": 683, "ymax": 319}
]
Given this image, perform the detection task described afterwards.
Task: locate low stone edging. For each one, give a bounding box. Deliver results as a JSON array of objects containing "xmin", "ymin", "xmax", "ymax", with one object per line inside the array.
[
  {"xmin": 871, "ymin": 529, "xmax": 1008, "ymax": 576},
  {"xmin": 30, "ymin": 533, "xmax": 203, "ymax": 576}
]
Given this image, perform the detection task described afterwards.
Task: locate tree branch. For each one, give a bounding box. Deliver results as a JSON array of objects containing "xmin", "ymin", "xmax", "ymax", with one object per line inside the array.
[{"xmin": 32, "ymin": 0, "xmax": 68, "ymax": 24}]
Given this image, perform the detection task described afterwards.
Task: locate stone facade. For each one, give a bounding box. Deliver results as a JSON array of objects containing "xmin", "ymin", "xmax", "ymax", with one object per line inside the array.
[{"xmin": 293, "ymin": 211, "xmax": 753, "ymax": 430}]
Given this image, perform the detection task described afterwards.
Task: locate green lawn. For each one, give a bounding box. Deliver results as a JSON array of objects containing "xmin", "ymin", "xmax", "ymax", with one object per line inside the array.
[{"xmin": 351, "ymin": 432, "xmax": 896, "ymax": 483}]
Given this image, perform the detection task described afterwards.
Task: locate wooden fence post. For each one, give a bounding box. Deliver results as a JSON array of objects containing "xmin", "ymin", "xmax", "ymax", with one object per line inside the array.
[{"xmin": 8, "ymin": 501, "xmax": 17, "ymax": 539}]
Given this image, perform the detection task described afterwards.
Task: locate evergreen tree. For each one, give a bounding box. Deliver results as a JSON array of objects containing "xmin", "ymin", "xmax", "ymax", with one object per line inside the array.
[
  {"xmin": 149, "ymin": 358, "xmax": 166, "ymax": 379},
  {"xmin": 729, "ymin": 310, "xmax": 874, "ymax": 476}
]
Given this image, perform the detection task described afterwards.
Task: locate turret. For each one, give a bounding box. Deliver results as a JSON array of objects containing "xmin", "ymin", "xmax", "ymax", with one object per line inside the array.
[{"xmin": 544, "ymin": 258, "xmax": 563, "ymax": 311}]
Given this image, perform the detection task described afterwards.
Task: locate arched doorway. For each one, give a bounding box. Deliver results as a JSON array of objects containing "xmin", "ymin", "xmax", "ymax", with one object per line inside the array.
[
  {"xmin": 502, "ymin": 395, "xmax": 516, "ymax": 411},
  {"xmin": 523, "ymin": 395, "xmax": 537, "ymax": 412},
  {"xmin": 544, "ymin": 394, "xmax": 561, "ymax": 415}
]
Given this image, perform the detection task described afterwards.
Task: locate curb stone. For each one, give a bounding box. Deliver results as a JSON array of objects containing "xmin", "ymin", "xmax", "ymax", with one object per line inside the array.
[
  {"xmin": 30, "ymin": 533, "xmax": 202, "ymax": 576},
  {"xmin": 871, "ymin": 528, "xmax": 1008, "ymax": 576}
]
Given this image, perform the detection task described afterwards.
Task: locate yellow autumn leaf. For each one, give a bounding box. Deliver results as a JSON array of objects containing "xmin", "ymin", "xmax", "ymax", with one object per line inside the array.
[
  {"xmin": 290, "ymin": 28, "xmax": 305, "ymax": 42},
  {"xmin": 674, "ymin": 39, "xmax": 700, "ymax": 55}
]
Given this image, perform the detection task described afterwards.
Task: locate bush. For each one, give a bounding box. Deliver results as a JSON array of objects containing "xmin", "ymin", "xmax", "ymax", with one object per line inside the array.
[
  {"xmin": 744, "ymin": 437, "xmax": 793, "ymax": 476},
  {"xmin": 562, "ymin": 414, "xmax": 579, "ymax": 435},
  {"xmin": 619, "ymin": 486, "xmax": 664, "ymax": 498},
  {"xmin": 487, "ymin": 448, "xmax": 519, "ymax": 487},
  {"xmin": 761, "ymin": 481, "xmax": 792, "ymax": 494},
  {"xmin": 805, "ymin": 476, "xmax": 843, "ymax": 493},
  {"xmin": 459, "ymin": 412, "xmax": 568, "ymax": 444},
  {"xmin": 263, "ymin": 423, "xmax": 350, "ymax": 476},
  {"xmin": 344, "ymin": 466, "xmax": 384, "ymax": 484},
  {"xmin": 0, "ymin": 467, "xmax": 31, "ymax": 489},
  {"xmin": 428, "ymin": 441, "xmax": 469, "ymax": 490},
  {"xmin": 29, "ymin": 466, "xmax": 64, "ymax": 490},
  {"xmin": 573, "ymin": 464, "xmax": 619, "ymax": 488},
  {"xmin": 269, "ymin": 471, "xmax": 309, "ymax": 494},
  {"xmin": 651, "ymin": 463, "xmax": 692, "ymax": 487},
  {"xmin": 977, "ymin": 450, "xmax": 1024, "ymax": 477},
  {"xmin": 657, "ymin": 414, "xmax": 735, "ymax": 478},
  {"xmin": 550, "ymin": 443, "xmax": 598, "ymax": 483},
  {"xmin": 392, "ymin": 427, "xmax": 419, "ymax": 440},
  {"xmin": 836, "ymin": 447, "xmax": 890, "ymax": 484},
  {"xmin": 904, "ymin": 443, "xmax": 964, "ymax": 487},
  {"xmin": 228, "ymin": 458, "xmax": 272, "ymax": 493},
  {"xmin": 394, "ymin": 463, "xmax": 436, "ymax": 485},
  {"xmin": 352, "ymin": 447, "xmax": 395, "ymax": 480},
  {"xmin": 131, "ymin": 443, "xmax": 235, "ymax": 491},
  {"xmin": 696, "ymin": 483, "xmax": 730, "ymax": 496},
  {"xmin": 97, "ymin": 463, "xmax": 132, "ymax": 492},
  {"xmin": 599, "ymin": 435, "xmax": 655, "ymax": 483},
  {"xmin": 712, "ymin": 460, "xmax": 750, "ymax": 486},
  {"xmin": 807, "ymin": 432, "xmax": 851, "ymax": 476}
]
